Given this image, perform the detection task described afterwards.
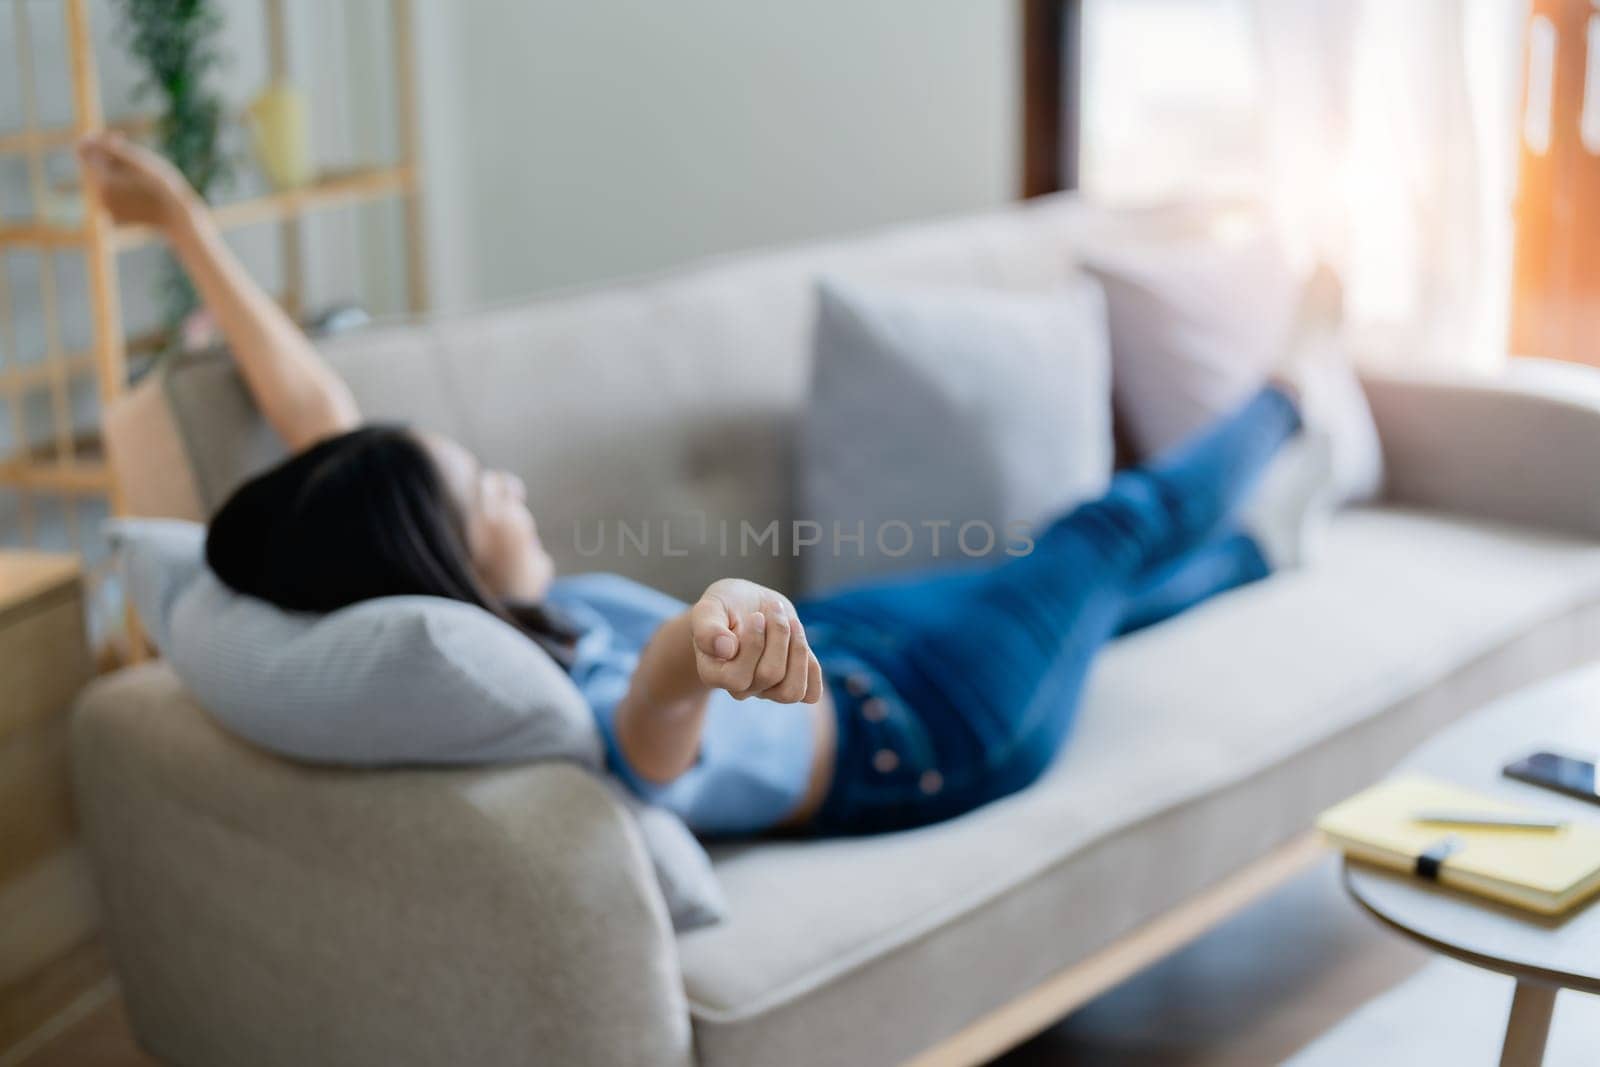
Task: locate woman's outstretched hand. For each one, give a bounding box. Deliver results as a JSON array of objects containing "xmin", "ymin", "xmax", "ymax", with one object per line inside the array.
[
  {"xmin": 691, "ymin": 578, "xmax": 823, "ymax": 704},
  {"xmin": 76, "ymin": 132, "xmax": 198, "ymax": 229}
]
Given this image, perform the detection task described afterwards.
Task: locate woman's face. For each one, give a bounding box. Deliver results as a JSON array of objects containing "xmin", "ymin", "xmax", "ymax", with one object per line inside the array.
[{"xmin": 418, "ymin": 431, "xmax": 555, "ymax": 601}]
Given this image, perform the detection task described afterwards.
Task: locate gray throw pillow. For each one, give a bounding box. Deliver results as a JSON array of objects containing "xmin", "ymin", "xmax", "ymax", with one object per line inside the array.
[
  {"xmin": 799, "ymin": 277, "xmax": 1114, "ymax": 594},
  {"xmin": 108, "ymin": 518, "xmax": 727, "ymax": 931},
  {"xmin": 1080, "ymin": 223, "xmax": 1384, "ymax": 503}
]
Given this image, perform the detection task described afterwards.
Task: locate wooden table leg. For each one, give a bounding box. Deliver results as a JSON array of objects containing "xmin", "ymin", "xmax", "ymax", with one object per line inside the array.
[{"xmin": 1499, "ymin": 980, "xmax": 1558, "ymax": 1067}]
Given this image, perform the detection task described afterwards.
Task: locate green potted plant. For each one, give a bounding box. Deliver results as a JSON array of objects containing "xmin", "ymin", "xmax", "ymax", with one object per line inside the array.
[{"xmin": 115, "ymin": 0, "xmax": 232, "ymax": 339}]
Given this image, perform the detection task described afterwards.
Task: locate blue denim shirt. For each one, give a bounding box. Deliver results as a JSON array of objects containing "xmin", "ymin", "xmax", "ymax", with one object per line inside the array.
[{"xmin": 545, "ymin": 573, "xmax": 817, "ymax": 836}]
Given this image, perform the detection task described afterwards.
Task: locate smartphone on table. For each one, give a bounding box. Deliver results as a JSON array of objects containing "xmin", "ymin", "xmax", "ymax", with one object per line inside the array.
[{"xmin": 1504, "ymin": 750, "xmax": 1600, "ymax": 805}]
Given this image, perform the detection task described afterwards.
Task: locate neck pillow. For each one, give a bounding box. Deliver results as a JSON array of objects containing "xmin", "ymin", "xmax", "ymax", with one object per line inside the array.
[{"xmin": 110, "ymin": 517, "xmax": 726, "ymax": 931}]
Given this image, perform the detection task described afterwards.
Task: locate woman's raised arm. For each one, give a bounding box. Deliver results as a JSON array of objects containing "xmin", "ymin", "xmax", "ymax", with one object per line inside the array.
[{"xmin": 77, "ymin": 133, "xmax": 360, "ymax": 452}]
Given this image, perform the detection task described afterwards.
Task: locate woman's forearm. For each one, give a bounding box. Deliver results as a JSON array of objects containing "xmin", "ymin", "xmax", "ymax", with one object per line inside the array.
[
  {"xmin": 614, "ymin": 612, "xmax": 712, "ymax": 784},
  {"xmin": 166, "ymin": 203, "xmax": 361, "ymax": 451}
]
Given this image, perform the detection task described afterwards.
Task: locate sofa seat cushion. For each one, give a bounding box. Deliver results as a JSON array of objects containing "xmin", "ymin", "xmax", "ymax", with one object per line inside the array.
[{"xmin": 678, "ymin": 509, "xmax": 1600, "ymax": 1067}]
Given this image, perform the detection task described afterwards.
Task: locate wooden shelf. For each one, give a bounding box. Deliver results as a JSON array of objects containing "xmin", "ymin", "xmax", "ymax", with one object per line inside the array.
[
  {"xmin": 0, "ymin": 115, "xmax": 152, "ymax": 157},
  {"xmin": 0, "ymin": 166, "xmax": 414, "ymax": 252},
  {"xmin": 0, "ymin": 457, "xmax": 113, "ymax": 495},
  {"xmin": 1, "ymin": 352, "xmax": 96, "ymax": 390},
  {"xmin": 0, "ymin": 220, "xmax": 90, "ymax": 248},
  {"xmin": 0, "ymin": 323, "xmax": 163, "ymax": 392},
  {"xmin": 114, "ymin": 165, "xmax": 416, "ymax": 250},
  {"xmin": 1, "ymin": 427, "xmax": 109, "ymax": 495}
]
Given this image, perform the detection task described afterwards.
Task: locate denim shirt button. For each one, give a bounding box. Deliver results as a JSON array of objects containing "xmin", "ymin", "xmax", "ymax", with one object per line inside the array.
[
  {"xmin": 845, "ymin": 672, "xmax": 873, "ymax": 698},
  {"xmin": 919, "ymin": 770, "xmax": 944, "ymax": 795},
  {"xmin": 860, "ymin": 697, "xmax": 888, "ymax": 722},
  {"xmin": 872, "ymin": 748, "xmax": 900, "ymax": 773}
]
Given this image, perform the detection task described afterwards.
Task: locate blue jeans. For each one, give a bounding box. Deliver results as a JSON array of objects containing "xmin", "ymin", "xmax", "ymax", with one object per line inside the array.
[{"xmin": 795, "ymin": 386, "xmax": 1300, "ymax": 835}]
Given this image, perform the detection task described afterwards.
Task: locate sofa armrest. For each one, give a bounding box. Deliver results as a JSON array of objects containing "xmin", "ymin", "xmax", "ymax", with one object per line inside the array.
[
  {"xmin": 72, "ymin": 663, "xmax": 693, "ymax": 1067},
  {"xmin": 1363, "ymin": 364, "xmax": 1600, "ymax": 539}
]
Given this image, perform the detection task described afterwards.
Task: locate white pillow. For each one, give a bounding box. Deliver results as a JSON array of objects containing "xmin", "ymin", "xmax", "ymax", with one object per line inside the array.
[
  {"xmin": 108, "ymin": 518, "xmax": 727, "ymax": 932},
  {"xmin": 1083, "ymin": 226, "xmax": 1383, "ymax": 502},
  {"xmin": 799, "ymin": 277, "xmax": 1113, "ymax": 594}
]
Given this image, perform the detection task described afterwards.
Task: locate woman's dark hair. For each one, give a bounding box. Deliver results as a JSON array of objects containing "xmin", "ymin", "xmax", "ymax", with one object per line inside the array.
[{"xmin": 206, "ymin": 424, "xmax": 580, "ymax": 666}]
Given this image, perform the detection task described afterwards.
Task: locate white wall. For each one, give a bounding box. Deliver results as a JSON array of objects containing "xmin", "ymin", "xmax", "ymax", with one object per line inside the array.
[
  {"xmin": 414, "ymin": 0, "xmax": 1020, "ymax": 309},
  {"xmin": 3, "ymin": 0, "xmax": 1018, "ymax": 384}
]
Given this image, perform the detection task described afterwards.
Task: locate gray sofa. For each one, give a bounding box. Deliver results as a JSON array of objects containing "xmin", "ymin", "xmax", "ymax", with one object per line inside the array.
[{"xmin": 76, "ymin": 193, "xmax": 1600, "ymax": 1066}]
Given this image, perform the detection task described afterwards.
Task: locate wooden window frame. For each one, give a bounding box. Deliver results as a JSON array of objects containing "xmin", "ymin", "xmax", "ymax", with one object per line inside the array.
[{"xmin": 1020, "ymin": 0, "xmax": 1083, "ymax": 198}]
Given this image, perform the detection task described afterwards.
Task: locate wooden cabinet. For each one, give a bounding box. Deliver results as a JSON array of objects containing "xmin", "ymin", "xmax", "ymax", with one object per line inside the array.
[{"xmin": 0, "ymin": 552, "xmax": 102, "ymax": 1058}]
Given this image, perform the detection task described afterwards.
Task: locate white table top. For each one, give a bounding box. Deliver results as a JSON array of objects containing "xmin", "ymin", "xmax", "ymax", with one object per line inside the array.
[{"xmin": 1344, "ymin": 665, "xmax": 1600, "ymax": 992}]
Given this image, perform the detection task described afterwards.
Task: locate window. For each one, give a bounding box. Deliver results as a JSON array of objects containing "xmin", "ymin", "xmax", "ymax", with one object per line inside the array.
[{"xmin": 1079, "ymin": 0, "xmax": 1263, "ymax": 205}]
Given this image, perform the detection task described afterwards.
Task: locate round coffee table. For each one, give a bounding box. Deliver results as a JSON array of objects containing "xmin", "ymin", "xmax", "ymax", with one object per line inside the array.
[{"xmin": 1342, "ymin": 666, "xmax": 1600, "ymax": 1067}]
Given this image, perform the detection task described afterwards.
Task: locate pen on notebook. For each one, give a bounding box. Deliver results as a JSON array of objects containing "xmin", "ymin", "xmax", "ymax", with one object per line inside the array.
[{"xmin": 1412, "ymin": 809, "xmax": 1568, "ymax": 831}]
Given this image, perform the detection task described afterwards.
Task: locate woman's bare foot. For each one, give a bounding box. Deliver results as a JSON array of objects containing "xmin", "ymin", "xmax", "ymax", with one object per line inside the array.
[
  {"xmin": 1297, "ymin": 262, "xmax": 1345, "ymax": 335},
  {"xmin": 1244, "ymin": 430, "xmax": 1337, "ymax": 570},
  {"xmin": 1258, "ymin": 259, "xmax": 1385, "ymax": 510},
  {"xmin": 1269, "ymin": 262, "xmax": 1345, "ymax": 409}
]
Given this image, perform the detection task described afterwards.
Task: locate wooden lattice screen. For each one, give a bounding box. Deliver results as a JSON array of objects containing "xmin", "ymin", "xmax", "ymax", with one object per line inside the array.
[{"xmin": 0, "ymin": 0, "xmax": 425, "ymax": 644}]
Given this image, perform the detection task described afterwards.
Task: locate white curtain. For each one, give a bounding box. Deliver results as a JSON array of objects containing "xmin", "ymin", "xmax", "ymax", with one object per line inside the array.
[{"xmin": 1251, "ymin": 0, "xmax": 1526, "ymax": 374}]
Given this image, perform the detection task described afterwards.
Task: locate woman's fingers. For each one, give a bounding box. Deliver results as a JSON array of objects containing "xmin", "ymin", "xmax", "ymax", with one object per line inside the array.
[
  {"xmin": 77, "ymin": 134, "xmax": 129, "ymax": 179},
  {"xmin": 715, "ymin": 607, "xmax": 767, "ymax": 695},
  {"xmin": 75, "ymin": 143, "xmax": 111, "ymax": 192},
  {"xmin": 692, "ymin": 584, "xmax": 821, "ymax": 703},
  {"xmin": 82, "ymin": 131, "xmax": 139, "ymax": 170},
  {"xmin": 765, "ymin": 625, "xmax": 814, "ymax": 703},
  {"xmin": 744, "ymin": 609, "xmax": 791, "ymax": 698},
  {"xmin": 77, "ymin": 134, "xmax": 190, "ymax": 205},
  {"xmin": 761, "ymin": 612, "xmax": 818, "ymax": 703},
  {"xmin": 689, "ymin": 594, "xmax": 738, "ymax": 661},
  {"xmin": 75, "ymin": 138, "xmax": 104, "ymax": 171}
]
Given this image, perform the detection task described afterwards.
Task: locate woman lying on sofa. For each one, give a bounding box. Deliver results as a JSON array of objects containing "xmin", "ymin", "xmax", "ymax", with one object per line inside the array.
[{"xmin": 79, "ymin": 132, "xmax": 1344, "ymax": 837}]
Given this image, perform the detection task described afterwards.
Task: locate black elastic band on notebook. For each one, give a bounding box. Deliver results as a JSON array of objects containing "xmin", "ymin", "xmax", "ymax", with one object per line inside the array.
[{"xmin": 1415, "ymin": 836, "xmax": 1465, "ymax": 881}]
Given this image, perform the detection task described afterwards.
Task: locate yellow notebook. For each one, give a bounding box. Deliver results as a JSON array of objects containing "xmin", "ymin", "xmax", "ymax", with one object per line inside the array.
[{"xmin": 1317, "ymin": 775, "xmax": 1600, "ymax": 916}]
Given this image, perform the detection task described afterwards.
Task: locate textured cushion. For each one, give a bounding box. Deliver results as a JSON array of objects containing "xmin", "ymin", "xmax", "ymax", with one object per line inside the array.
[
  {"xmin": 102, "ymin": 374, "xmax": 206, "ymax": 521},
  {"xmin": 1083, "ymin": 224, "xmax": 1383, "ymax": 502},
  {"xmin": 112, "ymin": 517, "xmax": 206, "ymax": 650},
  {"xmin": 161, "ymin": 347, "xmax": 290, "ymax": 510},
  {"xmin": 1084, "ymin": 225, "xmax": 1294, "ymax": 456},
  {"xmin": 73, "ymin": 665, "xmax": 696, "ymax": 1067},
  {"xmin": 678, "ymin": 509, "xmax": 1600, "ymax": 1066},
  {"xmin": 1365, "ymin": 366, "xmax": 1600, "ymax": 540},
  {"xmin": 108, "ymin": 518, "xmax": 726, "ymax": 932},
  {"xmin": 798, "ymin": 277, "xmax": 1113, "ymax": 594}
]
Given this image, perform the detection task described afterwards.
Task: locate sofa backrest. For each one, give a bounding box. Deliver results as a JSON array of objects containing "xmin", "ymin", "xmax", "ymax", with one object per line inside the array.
[{"xmin": 115, "ymin": 193, "xmax": 1101, "ymax": 601}]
